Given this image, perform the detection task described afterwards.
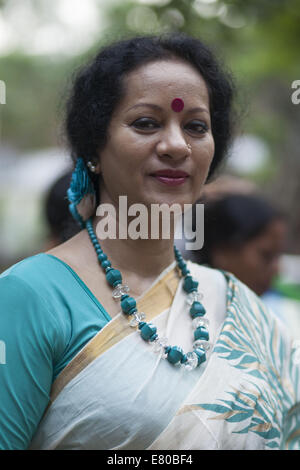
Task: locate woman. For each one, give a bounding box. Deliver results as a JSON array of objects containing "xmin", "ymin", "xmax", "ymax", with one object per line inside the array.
[{"xmin": 0, "ymin": 34, "xmax": 299, "ymax": 450}]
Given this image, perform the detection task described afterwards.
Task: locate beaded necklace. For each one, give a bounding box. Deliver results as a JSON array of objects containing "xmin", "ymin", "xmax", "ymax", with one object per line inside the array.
[{"xmin": 86, "ymin": 218, "xmax": 211, "ymax": 371}]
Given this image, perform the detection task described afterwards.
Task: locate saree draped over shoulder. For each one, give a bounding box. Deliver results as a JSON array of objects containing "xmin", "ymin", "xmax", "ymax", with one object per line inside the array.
[{"xmin": 29, "ymin": 261, "xmax": 300, "ymax": 450}]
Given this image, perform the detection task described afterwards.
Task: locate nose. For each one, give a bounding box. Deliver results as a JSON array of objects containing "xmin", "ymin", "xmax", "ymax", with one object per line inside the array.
[{"xmin": 156, "ymin": 123, "xmax": 190, "ymax": 161}]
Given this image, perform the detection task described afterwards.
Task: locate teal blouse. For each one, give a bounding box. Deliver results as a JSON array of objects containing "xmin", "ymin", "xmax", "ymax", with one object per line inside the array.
[{"xmin": 0, "ymin": 254, "xmax": 111, "ymax": 450}]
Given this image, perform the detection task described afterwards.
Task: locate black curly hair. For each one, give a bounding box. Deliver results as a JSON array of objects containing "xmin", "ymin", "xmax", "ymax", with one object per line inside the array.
[{"xmin": 65, "ymin": 33, "xmax": 235, "ymax": 199}]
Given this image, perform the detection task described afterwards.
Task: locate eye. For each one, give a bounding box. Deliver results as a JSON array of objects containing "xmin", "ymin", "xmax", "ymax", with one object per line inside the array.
[
  {"xmin": 186, "ymin": 120, "xmax": 209, "ymax": 135},
  {"xmin": 131, "ymin": 118, "xmax": 159, "ymax": 130}
]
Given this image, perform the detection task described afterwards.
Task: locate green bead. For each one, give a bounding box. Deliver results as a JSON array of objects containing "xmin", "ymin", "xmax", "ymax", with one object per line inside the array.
[
  {"xmin": 98, "ymin": 253, "xmax": 107, "ymax": 262},
  {"xmin": 177, "ymin": 259, "xmax": 186, "ymax": 270},
  {"xmin": 183, "ymin": 275, "xmax": 199, "ymax": 293},
  {"xmin": 149, "ymin": 333, "xmax": 158, "ymax": 342},
  {"xmin": 101, "ymin": 260, "xmax": 111, "ymax": 269},
  {"xmin": 194, "ymin": 326, "xmax": 209, "ymax": 341},
  {"xmin": 174, "ymin": 246, "xmax": 180, "ymax": 256},
  {"xmin": 181, "ymin": 267, "xmax": 190, "ymax": 276},
  {"xmin": 167, "ymin": 346, "xmax": 184, "ymax": 365},
  {"xmin": 120, "ymin": 295, "xmax": 137, "ymax": 315},
  {"xmin": 194, "ymin": 348, "xmax": 206, "ymax": 366},
  {"xmin": 139, "ymin": 323, "xmax": 157, "ymax": 341},
  {"xmin": 106, "ymin": 268, "xmax": 122, "ymax": 287},
  {"xmin": 190, "ymin": 301, "xmax": 206, "ymax": 318}
]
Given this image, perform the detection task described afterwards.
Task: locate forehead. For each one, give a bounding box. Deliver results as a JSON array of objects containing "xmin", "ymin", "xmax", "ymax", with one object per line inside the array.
[{"xmin": 121, "ymin": 59, "xmax": 210, "ymax": 108}]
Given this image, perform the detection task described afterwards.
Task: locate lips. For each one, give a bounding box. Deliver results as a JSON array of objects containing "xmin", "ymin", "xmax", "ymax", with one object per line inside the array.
[
  {"xmin": 152, "ymin": 169, "xmax": 189, "ymax": 178},
  {"xmin": 150, "ymin": 169, "xmax": 189, "ymax": 186}
]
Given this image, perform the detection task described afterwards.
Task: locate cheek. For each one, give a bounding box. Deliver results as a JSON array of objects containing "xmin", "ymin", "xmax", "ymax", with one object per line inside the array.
[
  {"xmin": 243, "ymin": 250, "xmax": 267, "ymax": 278},
  {"xmin": 202, "ymin": 134, "xmax": 215, "ymax": 158},
  {"xmin": 196, "ymin": 137, "xmax": 215, "ymax": 173},
  {"xmin": 208, "ymin": 137, "xmax": 215, "ymax": 164}
]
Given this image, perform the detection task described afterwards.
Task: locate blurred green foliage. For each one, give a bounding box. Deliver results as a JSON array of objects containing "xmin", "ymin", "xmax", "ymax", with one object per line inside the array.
[
  {"xmin": 0, "ymin": 0, "xmax": 300, "ymax": 251},
  {"xmin": 1, "ymin": 0, "xmax": 299, "ymax": 149}
]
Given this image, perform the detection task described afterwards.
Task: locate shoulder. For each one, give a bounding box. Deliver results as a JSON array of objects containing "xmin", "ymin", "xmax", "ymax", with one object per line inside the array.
[
  {"xmin": 0, "ymin": 254, "xmax": 64, "ymax": 323},
  {"xmin": 0, "ymin": 254, "xmax": 52, "ymax": 302},
  {"xmin": 0, "ymin": 254, "xmax": 72, "ymax": 342},
  {"xmin": 1, "ymin": 253, "xmax": 60, "ymax": 282},
  {"xmin": 1, "ymin": 254, "xmax": 63, "ymax": 310},
  {"xmin": 1, "ymin": 252, "xmax": 79, "ymax": 302}
]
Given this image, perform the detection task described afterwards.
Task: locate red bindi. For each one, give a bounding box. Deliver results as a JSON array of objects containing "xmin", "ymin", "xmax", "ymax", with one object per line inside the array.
[{"xmin": 171, "ymin": 98, "xmax": 184, "ymax": 112}]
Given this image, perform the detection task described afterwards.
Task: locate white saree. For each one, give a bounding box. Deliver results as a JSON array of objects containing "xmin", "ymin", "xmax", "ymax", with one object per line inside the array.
[{"xmin": 29, "ymin": 261, "xmax": 300, "ymax": 450}]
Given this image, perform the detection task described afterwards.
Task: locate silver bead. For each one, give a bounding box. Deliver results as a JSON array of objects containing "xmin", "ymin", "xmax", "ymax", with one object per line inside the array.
[
  {"xmin": 160, "ymin": 345, "xmax": 169, "ymax": 360},
  {"xmin": 183, "ymin": 352, "xmax": 198, "ymax": 371},
  {"xmin": 112, "ymin": 284, "xmax": 130, "ymax": 299},
  {"xmin": 192, "ymin": 317, "xmax": 209, "ymax": 329},
  {"xmin": 129, "ymin": 312, "xmax": 146, "ymax": 327},
  {"xmin": 193, "ymin": 340, "xmax": 211, "ymax": 351},
  {"xmin": 186, "ymin": 291, "xmax": 203, "ymax": 305},
  {"xmin": 152, "ymin": 336, "xmax": 168, "ymax": 354}
]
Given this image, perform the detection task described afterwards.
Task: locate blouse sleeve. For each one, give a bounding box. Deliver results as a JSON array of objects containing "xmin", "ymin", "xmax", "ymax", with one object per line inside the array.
[{"xmin": 0, "ymin": 274, "xmax": 64, "ymax": 450}]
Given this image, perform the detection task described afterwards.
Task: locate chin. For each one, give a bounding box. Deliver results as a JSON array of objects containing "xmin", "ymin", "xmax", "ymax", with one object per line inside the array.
[{"xmin": 145, "ymin": 192, "xmax": 195, "ymax": 208}]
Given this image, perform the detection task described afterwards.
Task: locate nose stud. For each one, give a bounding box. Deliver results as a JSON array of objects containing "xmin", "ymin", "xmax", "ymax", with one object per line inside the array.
[{"xmin": 187, "ymin": 144, "xmax": 192, "ymax": 151}]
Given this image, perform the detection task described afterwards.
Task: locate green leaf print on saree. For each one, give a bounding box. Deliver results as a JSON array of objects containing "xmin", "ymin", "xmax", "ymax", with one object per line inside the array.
[{"xmin": 198, "ymin": 276, "xmax": 296, "ymax": 449}]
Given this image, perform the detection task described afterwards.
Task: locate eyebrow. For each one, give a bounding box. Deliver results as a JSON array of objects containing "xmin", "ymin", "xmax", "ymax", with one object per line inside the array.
[{"xmin": 126, "ymin": 103, "xmax": 210, "ymax": 114}]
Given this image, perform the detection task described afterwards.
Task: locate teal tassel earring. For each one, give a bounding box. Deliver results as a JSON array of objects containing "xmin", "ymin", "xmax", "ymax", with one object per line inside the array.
[{"xmin": 67, "ymin": 158, "xmax": 96, "ymax": 228}]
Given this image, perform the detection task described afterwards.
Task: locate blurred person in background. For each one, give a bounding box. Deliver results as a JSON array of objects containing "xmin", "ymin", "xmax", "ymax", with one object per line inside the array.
[
  {"xmin": 192, "ymin": 193, "xmax": 287, "ymax": 297},
  {"xmin": 190, "ymin": 193, "xmax": 300, "ymax": 337},
  {"xmin": 201, "ymin": 174, "xmax": 259, "ymax": 201}
]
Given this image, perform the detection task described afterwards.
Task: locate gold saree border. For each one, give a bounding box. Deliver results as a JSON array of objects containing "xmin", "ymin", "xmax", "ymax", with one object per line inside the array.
[{"xmin": 49, "ymin": 266, "xmax": 180, "ymax": 405}]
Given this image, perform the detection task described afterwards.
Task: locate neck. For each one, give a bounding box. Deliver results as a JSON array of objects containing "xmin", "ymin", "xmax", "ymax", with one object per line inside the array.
[{"xmin": 91, "ymin": 214, "xmax": 176, "ymax": 280}]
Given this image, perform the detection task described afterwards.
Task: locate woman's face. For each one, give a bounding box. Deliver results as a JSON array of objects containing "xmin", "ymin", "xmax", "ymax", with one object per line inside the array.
[{"xmin": 97, "ymin": 59, "xmax": 215, "ymax": 209}]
